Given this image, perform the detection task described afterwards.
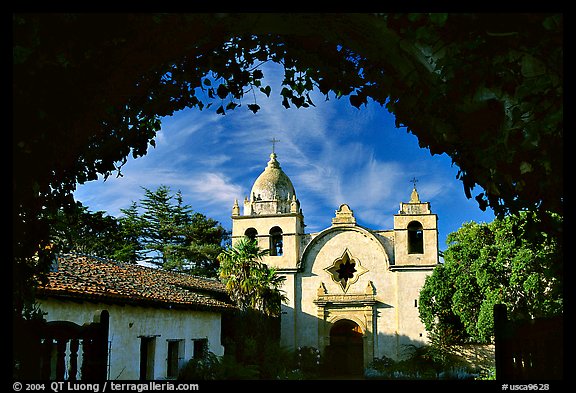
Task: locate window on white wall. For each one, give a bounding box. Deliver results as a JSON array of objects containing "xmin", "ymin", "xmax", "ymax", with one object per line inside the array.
[
  {"xmin": 193, "ymin": 338, "xmax": 208, "ymax": 359},
  {"xmin": 139, "ymin": 336, "xmax": 157, "ymax": 380},
  {"xmin": 166, "ymin": 339, "xmax": 184, "ymax": 379}
]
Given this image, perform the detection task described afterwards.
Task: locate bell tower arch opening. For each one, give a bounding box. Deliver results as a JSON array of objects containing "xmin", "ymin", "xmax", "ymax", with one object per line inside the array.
[
  {"xmin": 407, "ymin": 220, "xmax": 424, "ymax": 254},
  {"xmin": 244, "ymin": 227, "xmax": 258, "ymax": 242},
  {"xmin": 269, "ymin": 226, "xmax": 283, "ymax": 256}
]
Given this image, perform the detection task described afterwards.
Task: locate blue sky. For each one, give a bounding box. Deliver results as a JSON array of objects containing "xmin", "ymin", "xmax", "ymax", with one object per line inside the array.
[{"xmin": 73, "ymin": 63, "xmax": 495, "ymax": 253}]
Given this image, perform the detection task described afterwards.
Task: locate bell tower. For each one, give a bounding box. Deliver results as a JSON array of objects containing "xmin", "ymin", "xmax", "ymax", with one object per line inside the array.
[
  {"xmin": 393, "ymin": 182, "xmax": 439, "ymax": 267},
  {"xmin": 231, "ymin": 148, "xmax": 305, "ymax": 350},
  {"xmin": 231, "ymin": 151, "xmax": 304, "ymax": 271}
]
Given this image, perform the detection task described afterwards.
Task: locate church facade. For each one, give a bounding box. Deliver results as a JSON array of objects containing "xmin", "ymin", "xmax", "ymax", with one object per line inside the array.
[{"xmin": 231, "ymin": 152, "xmax": 439, "ymax": 373}]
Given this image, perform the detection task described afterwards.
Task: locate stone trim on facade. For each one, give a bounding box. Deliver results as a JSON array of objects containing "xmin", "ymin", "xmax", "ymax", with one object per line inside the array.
[{"xmin": 313, "ymin": 282, "xmax": 379, "ymax": 370}]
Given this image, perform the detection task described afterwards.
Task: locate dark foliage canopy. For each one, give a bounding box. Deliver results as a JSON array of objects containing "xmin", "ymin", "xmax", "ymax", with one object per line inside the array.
[{"xmin": 13, "ymin": 13, "xmax": 563, "ymax": 315}]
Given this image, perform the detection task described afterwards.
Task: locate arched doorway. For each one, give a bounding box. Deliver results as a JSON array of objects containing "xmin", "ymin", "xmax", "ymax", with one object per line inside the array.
[{"xmin": 324, "ymin": 319, "xmax": 364, "ymax": 377}]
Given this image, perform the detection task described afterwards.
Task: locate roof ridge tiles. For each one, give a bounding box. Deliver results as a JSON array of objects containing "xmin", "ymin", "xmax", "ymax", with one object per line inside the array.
[{"xmin": 41, "ymin": 253, "xmax": 236, "ymax": 311}]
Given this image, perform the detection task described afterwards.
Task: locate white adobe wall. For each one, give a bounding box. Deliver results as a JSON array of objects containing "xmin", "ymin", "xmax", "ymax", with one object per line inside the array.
[
  {"xmin": 292, "ymin": 226, "xmax": 432, "ymax": 362},
  {"xmin": 37, "ymin": 299, "xmax": 224, "ymax": 380}
]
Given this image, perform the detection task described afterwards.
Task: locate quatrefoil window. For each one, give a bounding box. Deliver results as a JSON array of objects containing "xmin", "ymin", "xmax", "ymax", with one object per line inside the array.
[{"xmin": 324, "ymin": 249, "xmax": 368, "ymax": 293}]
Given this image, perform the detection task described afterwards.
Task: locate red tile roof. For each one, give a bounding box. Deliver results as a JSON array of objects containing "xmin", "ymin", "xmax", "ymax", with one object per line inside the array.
[{"xmin": 36, "ymin": 254, "xmax": 236, "ymax": 312}]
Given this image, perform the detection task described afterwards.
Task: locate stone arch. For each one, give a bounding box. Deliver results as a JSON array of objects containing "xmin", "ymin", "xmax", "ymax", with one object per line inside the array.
[
  {"xmin": 300, "ymin": 225, "xmax": 390, "ymax": 272},
  {"xmin": 324, "ymin": 318, "xmax": 364, "ymax": 376},
  {"xmin": 407, "ymin": 220, "xmax": 424, "ymax": 254},
  {"xmin": 314, "ymin": 295, "xmax": 376, "ymax": 375},
  {"xmin": 328, "ymin": 314, "xmax": 367, "ymax": 336},
  {"xmin": 269, "ymin": 226, "xmax": 283, "ymax": 256},
  {"xmin": 244, "ymin": 227, "xmax": 258, "ymax": 241}
]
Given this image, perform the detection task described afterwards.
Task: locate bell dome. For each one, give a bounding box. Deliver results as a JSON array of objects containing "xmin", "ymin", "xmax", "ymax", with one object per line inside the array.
[
  {"xmin": 250, "ymin": 153, "xmax": 296, "ymax": 202},
  {"xmin": 241, "ymin": 152, "xmax": 300, "ymax": 216}
]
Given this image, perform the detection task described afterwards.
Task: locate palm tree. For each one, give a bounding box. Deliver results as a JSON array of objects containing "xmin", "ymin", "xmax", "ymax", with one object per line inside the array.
[
  {"xmin": 250, "ymin": 264, "xmax": 288, "ymax": 317},
  {"xmin": 217, "ymin": 237, "xmax": 287, "ymax": 316}
]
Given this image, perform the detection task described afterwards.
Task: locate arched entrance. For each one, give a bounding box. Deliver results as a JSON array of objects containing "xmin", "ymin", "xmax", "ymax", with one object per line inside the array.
[{"xmin": 324, "ymin": 319, "xmax": 364, "ymax": 377}]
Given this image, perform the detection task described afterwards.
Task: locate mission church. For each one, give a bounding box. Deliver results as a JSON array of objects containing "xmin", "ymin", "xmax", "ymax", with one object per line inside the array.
[
  {"xmin": 32, "ymin": 147, "xmax": 440, "ymax": 380},
  {"xmin": 231, "ymin": 149, "xmax": 439, "ymax": 374}
]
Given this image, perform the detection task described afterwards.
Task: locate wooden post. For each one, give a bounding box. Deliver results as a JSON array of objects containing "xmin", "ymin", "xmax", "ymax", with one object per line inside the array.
[
  {"xmin": 40, "ymin": 337, "xmax": 53, "ymax": 380},
  {"xmin": 69, "ymin": 339, "xmax": 79, "ymax": 380},
  {"xmin": 55, "ymin": 339, "xmax": 67, "ymax": 380},
  {"xmin": 83, "ymin": 310, "xmax": 109, "ymax": 380},
  {"xmin": 94, "ymin": 310, "xmax": 110, "ymax": 380}
]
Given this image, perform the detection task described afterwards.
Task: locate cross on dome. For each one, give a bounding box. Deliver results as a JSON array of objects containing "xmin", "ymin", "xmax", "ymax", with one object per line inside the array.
[{"xmin": 269, "ymin": 137, "xmax": 280, "ymax": 154}]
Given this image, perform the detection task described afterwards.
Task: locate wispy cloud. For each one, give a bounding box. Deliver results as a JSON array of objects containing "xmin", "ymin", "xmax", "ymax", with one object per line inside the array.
[{"xmin": 74, "ymin": 62, "xmax": 494, "ymax": 246}]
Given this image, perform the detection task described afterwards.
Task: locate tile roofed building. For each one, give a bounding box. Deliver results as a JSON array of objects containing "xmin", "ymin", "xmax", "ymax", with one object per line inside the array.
[
  {"xmin": 35, "ymin": 253, "xmax": 237, "ymax": 380},
  {"xmin": 37, "ymin": 254, "xmax": 235, "ymax": 311}
]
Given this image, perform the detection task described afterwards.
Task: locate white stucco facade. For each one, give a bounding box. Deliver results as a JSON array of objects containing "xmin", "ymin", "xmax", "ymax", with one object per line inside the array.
[
  {"xmin": 37, "ymin": 299, "xmax": 225, "ymax": 380},
  {"xmin": 231, "ymin": 152, "xmax": 439, "ymax": 371}
]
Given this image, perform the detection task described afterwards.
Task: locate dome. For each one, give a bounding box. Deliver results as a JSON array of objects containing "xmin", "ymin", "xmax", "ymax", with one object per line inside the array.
[{"xmin": 250, "ymin": 153, "xmax": 296, "ymax": 201}]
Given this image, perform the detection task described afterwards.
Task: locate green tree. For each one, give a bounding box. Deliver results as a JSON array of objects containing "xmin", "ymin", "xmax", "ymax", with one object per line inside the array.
[
  {"xmin": 120, "ymin": 185, "xmax": 228, "ymax": 275},
  {"xmin": 217, "ymin": 237, "xmax": 287, "ymax": 376},
  {"xmin": 180, "ymin": 211, "xmax": 231, "ymax": 277},
  {"xmin": 419, "ymin": 212, "xmax": 563, "ymax": 344},
  {"xmin": 115, "ymin": 202, "xmax": 143, "ymax": 263},
  {"xmin": 49, "ymin": 201, "xmax": 128, "ymax": 259},
  {"xmin": 217, "ymin": 237, "xmax": 287, "ymax": 316},
  {"xmin": 137, "ymin": 185, "xmax": 191, "ymax": 267}
]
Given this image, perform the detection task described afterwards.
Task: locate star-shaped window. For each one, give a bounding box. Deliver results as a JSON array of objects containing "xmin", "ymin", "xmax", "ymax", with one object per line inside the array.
[
  {"xmin": 324, "ymin": 249, "xmax": 368, "ymax": 293},
  {"xmin": 336, "ymin": 259, "xmax": 356, "ymax": 281}
]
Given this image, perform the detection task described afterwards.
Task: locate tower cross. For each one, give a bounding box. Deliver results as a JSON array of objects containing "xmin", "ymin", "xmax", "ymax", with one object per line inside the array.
[
  {"xmin": 269, "ymin": 137, "xmax": 281, "ymax": 153},
  {"xmin": 410, "ymin": 177, "xmax": 418, "ymax": 189}
]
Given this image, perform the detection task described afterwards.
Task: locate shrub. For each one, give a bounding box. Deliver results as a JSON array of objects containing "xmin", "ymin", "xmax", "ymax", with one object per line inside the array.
[
  {"xmin": 178, "ymin": 352, "xmax": 259, "ymax": 380},
  {"xmin": 258, "ymin": 343, "xmax": 295, "ymax": 379},
  {"xmin": 475, "ymin": 366, "xmax": 496, "ymax": 380},
  {"xmin": 179, "ymin": 344, "xmax": 326, "ymax": 380},
  {"xmin": 366, "ymin": 344, "xmax": 477, "ymax": 380},
  {"xmin": 295, "ymin": 346, "xmax": 321, "ymax": 377}
]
